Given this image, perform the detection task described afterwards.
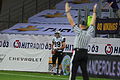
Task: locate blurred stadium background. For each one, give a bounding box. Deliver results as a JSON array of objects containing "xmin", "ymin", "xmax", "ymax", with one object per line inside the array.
[{"xmin": 0, "ymin": 0, "xmax": 120, "ymax": 80}]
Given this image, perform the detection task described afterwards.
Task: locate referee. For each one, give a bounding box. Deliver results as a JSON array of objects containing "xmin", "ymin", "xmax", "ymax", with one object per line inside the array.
[{"xmin": 65, "ymin": 2, "xmax": 97, "ymax": 80}]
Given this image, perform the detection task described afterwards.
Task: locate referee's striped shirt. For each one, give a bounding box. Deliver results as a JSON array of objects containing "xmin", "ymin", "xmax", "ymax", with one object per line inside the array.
[{"xmin": 73, "ymin": 25, "xmax": 95, "ymax": 49}]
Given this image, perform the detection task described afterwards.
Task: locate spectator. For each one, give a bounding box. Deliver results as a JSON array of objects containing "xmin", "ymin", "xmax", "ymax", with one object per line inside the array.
[{"xmin": 103, "ymin": 0, "xmax": 120, "ymax": 18}]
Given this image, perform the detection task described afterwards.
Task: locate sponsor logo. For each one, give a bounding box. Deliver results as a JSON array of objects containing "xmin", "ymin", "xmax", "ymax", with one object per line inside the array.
[
  {"xmin": 43, "ymin": 28, "xmax": 74, "ymax": 33},
  {"xmin": 105, "ymin": 44, "xmax": 120, "ymax": 55},
  {"xmin": 13, "ymin": 40, "xmax": 21, "ymax": 48},
  {"xmin": 96, "ymin": 18, "xmax": 119, "ymax": 34},
  {"xmin": 42, "ymin": 12, "xmax": 65, "ymax": 18},
  {"xmin": 62, "ymin": 55, "xmax": 70, "ymax": 75},
  {"xmin": 14, "ymin": 25, "xmax": 44, "ymax": 31},
  {"xmin": 0, "ymin": 40, "xmax": 9, "ymax": 48},
  {"xmin": 0, "ymin": 54, "xmax": 6, "ymax": 63},
  {"xmin": 88, "ymin": 59, "xmax": 120, "ymax": 77},
  {"xmin": 88, "ymin": 44, "xmax": 99, "ymax": 53},
  {"xmin": 13, "ymin": 40, "xmax": 52, "ymax": 50},
  {"xmin": 105, "ymin": 44, "xmax": 113, "ymax": 55},
  {"xmin": 9, "ymin": 57, "xmax": 42, "ymax": 62}
]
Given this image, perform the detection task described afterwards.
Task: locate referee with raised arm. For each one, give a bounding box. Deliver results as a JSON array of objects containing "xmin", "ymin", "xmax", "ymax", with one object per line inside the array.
[{"xmin": 65, "ymin": 2, "xmax": 97, "ymax": 80}]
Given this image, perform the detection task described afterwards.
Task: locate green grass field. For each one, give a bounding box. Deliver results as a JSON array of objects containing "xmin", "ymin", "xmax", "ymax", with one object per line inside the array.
[{"xmin": 0, "ymin": 70, "xmax": 113, "ymax": 80}]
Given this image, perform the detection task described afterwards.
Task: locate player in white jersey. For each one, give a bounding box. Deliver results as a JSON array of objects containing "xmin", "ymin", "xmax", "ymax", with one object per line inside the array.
[{"xmin": 51, "ymin": 31, "xmax": 66, "ymax": 75}]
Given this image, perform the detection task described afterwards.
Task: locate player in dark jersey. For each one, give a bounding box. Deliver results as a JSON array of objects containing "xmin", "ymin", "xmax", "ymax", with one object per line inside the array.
[{"xmin": 51, "ymin": 31, "xmax": 66, "ymax": 75}]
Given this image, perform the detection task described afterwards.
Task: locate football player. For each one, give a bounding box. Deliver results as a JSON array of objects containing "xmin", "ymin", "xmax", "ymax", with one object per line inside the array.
[{"xmin": 51, "ymin": 31, "xmax": 66, "ymax": 75}]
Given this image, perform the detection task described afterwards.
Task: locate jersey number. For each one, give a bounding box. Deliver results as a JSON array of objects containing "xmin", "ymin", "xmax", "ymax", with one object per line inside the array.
[{"xmin": 54, "ymin": 42, "xmax": 61, "ymax": 47}]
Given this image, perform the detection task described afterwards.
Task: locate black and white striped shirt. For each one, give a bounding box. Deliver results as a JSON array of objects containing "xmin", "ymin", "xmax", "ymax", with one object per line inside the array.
[{"xmin": 73, "ymin": 25, "xmax": 95, "ymax": 49}]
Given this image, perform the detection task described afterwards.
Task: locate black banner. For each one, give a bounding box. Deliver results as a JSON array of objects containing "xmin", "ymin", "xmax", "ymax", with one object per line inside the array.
[
  {"xmin": 95, "ymin": 18, "xmax": 119, "ymax": 34},
  {"xmin": 87, "ymin": 54, "xmax": 120, "ymax": 79}
]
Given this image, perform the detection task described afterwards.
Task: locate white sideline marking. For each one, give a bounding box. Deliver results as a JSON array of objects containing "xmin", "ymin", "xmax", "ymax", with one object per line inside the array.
[
  {"xmin": 0, "ymin": 72, "xmax": 66, "ymax": 80},
  {"xmin": 0, "ymin": 72, "xmax": 81, "ymax": 80}
]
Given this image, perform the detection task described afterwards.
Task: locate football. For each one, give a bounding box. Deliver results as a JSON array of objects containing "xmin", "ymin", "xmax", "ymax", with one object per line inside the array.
[{"xmin": 51, "ymin": 50, "xmax": 56, "ymax": 54}]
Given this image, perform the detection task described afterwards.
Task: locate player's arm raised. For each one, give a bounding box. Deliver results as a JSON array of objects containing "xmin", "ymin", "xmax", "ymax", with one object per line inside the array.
[{"xmin": 65, "ymin": 2, "xmax": 76, "ymax": 27}]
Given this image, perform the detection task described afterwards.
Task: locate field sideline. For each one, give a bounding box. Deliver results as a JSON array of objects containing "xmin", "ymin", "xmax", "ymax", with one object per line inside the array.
[{"xmin": 0, "ymin": 70, "xmax": 113, "ymax": 80}]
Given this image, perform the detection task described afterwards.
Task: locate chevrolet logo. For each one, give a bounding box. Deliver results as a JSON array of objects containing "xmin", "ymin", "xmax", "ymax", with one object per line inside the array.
[{"xmin": 0, "ymin": 54, "xmax": 6, "ymax": 63}]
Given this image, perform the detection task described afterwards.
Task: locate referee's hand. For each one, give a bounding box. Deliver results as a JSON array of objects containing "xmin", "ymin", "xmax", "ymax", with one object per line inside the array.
[
  {"xmin": 65, "ymin": 2, "xmax": 71, "ymax": 13},
  {"xmin": 93, "ymin": 4, "xmax": 97, "ymax": 13}
]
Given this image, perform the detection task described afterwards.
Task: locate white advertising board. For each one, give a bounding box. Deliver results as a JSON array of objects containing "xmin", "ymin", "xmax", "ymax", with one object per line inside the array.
[
  {"xmin": 0, "ymin": 34, "xmax": 74, "ymax": 72},
  {"xmin": 0, "ymin": 33, "xmax": 120, "ymax": 72},
  {"xmin": 0, "ymin": 48, "xmax": 49, "ymax": 72},
  {"xmin": 88, "ymin": 38, "xmax": 120, "ymax": 55}
]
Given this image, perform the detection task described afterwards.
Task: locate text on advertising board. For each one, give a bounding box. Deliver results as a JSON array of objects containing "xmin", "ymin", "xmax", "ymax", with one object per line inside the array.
[{"xmin": 96, "ymin": 18, "xmax": 119, "ymax": 34}]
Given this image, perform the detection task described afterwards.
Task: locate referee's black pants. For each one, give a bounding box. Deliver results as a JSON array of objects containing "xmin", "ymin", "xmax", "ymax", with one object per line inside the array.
[{"xmin": 69, "ymin": 48, "xmax": 89, "ymax": 80}]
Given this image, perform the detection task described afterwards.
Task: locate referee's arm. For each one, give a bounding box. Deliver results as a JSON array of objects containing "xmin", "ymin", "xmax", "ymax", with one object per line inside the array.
[
  {"xmin": 65, "ymin": 2, "xmax": 76, "ymax": 27},
  {"xmin": 90, "ymin": 4, "xmax": 97, "ymax": 26}
]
